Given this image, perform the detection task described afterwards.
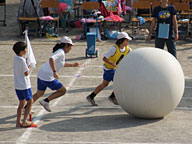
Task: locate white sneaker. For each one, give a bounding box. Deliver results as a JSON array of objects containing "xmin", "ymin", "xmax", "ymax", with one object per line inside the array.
[{"xmin": 39, "ymin": 100, "xmax": 51, "ymax": 112}]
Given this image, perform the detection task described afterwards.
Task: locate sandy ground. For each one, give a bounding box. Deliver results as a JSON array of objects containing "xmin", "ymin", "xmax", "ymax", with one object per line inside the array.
[{"xmin": 1, "ymin": 0, "xmax": 192, "ymax": 143}]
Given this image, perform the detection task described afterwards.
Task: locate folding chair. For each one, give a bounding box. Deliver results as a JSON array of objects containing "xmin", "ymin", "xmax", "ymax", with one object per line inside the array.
[
  {"xmin": 172, "ymin": 2, "xmax": 190, "ymax": 39},
  {"xmin": 40, "ymin": 0, "xmax": 60, "ymax": 36},
  {"xmin": 81, "ymin": 1, "xmax": 102, "ymax": 39},
  {"xmin": 151, "ymin": 0, "xmax": 161, "ymax": 9},
  {"xmin": 81, "ymin": 1, "xmax": 100, "ymax": 17},
  {"xmin": 131, "ymin": 0, "xmax": 152, "ymax": 36},
  {"xmin": 136, "ymin": 0, "xmax": 152, "ymax": 17},
  {"xmin": 0, "ymin": 0, "xmax": 6, "ymax": 26},
  {"xmin": 169, "ymin": 0, "xmax": 179, "ymax": 4},
  {"xmin": 18, "ymin": 17, "xmax": 39, "ymax": 36},
  {"xmin": 74, "ymin": 0, "xmax": 82, "ymax": 20},
  {"xmin": 17, "ymin": 0, "xmax": 42, "ymax": 36}
]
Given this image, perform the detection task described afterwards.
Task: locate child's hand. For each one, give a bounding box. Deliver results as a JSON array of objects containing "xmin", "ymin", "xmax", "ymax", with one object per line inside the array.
[
  {"xmin": 24, "ymin": 65, "xmax": 32, "ymax": 76},
  {"xmin": 112, "ymin": 63, "xmax": 116, "ymax": 67},
  {"xmin": 73, "ymin": 62, "xmax": 80, "ymax": 67},
  {"xmin": 28, "ymin": 65, "xmax": 32, "ymax": 73},
  {"xmin": 53, "ymin": 72, "xmax": 59, "ymax": 80}
]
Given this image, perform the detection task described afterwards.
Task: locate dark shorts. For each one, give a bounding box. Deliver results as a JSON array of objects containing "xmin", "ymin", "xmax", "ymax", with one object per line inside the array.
[
  {"xmin": 155, "ymin": 37, "xmax": 177, "ymax": 58},
  {"xmin": 103, "ymin": 69, "xmax": 115, "ymax": 82},
  {"xmin": 15, "ymin": 88, "xmax": 32, "ymax": 101},
  {"xmin": 37, "ymin": 78, "xmax": 63, "ymax": 91}
]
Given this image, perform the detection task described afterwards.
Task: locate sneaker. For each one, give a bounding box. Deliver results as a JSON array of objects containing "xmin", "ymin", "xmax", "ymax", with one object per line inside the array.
[
  {"xmin": 86, "ymin": 96, "xmax": 98, "ymax": 106},
  {"xmin": 39, "ymin": 100, "xmax": 51, "ymax": 112},
  {"xmin": 108, "ymin": 96, "xmax": 119, "ymax": 105}
]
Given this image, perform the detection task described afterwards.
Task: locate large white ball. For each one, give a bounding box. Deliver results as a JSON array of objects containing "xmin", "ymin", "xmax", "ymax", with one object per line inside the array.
[{"xmin": 113, "ymin": 47, "xmax": 185, "ymax": 119}]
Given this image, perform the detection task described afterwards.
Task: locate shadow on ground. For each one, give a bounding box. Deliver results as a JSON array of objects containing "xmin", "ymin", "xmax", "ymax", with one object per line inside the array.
[{"xmin": 39, "ymin": 108, "xmax": 162, "ymax": 132}]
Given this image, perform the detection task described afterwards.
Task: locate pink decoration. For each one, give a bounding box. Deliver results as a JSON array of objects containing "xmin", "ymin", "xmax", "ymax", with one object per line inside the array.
[
  {"xmin": 76, "ymin": 35, "xmax": 81, "ymax": 40},
  {"xmin": 104, "ymin": 15, "xmax": 124, "ymax": 22},
  {"xmin": 40, "ymin": 16, "xmax": 54, "ymax": 20}
]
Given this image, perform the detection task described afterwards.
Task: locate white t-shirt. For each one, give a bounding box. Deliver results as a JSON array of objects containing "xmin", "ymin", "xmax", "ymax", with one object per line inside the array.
[
  {"xmin": 103, "ymin": 46, "xmax": 132, "ymax": 70},
  {"xmin": 13, "ymin": 56, "xmax": 31, "ymax": 90},
  {"xmin": 37, "ymin": 49, "xmax": 65, "ymax": 81}
]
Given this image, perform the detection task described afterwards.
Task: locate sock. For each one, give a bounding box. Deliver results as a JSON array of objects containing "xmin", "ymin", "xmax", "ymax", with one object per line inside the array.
[
  {"xmin": 44, "ymin": 98, "xmax": 49, "ymax": 102},
  {"xmin": 89, "ymin": 92, "xmax": 96, "ymax": 99},
  {"xmin": 110, "ymin": 92, "xmax": 115, "ymax": 99}
]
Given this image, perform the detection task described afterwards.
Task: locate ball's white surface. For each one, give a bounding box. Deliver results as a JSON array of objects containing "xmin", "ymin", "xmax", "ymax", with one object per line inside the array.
[{"xmin": 113, "ymin": 48, "xmax": 185, "ymax": 119}]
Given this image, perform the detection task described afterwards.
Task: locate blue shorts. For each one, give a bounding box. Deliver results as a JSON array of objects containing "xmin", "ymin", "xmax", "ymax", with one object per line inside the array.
[
  {"xmin": 15, "ymin": 88, "xmax": 33, "ymax": 101},
  {"xmin": 103, "ymin": 69, "xmax": 115, "ymax": 82},
  {"xmin": 37, "ymin": 78, "xmax": 63, "ymax": 91}
]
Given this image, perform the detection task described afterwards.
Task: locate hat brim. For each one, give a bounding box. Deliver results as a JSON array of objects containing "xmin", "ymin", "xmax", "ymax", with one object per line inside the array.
[
  {"xmin": 118, "ymin": 36, "xmax": 132, "ymax": 40},
  {"xmin": 125, "ymin": 36, "xmax": 132, "ymax": 40}
]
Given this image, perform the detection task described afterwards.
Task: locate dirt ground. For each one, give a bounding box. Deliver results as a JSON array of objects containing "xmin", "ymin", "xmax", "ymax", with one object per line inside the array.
[{"xmin": 1, "ymin": 0, "xmax": 192, "ymax": 143}]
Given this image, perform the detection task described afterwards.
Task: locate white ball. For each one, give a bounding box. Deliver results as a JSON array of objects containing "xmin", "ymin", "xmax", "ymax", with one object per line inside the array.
[{"xmin": 113, "ymin": 47, "xmax": 185, "ymax": 119}]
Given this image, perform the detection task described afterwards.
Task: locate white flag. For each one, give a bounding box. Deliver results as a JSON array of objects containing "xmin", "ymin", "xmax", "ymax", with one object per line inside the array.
[{"xmin": 24, "ymin": 30, "xmax": 36, "ymax": 68}]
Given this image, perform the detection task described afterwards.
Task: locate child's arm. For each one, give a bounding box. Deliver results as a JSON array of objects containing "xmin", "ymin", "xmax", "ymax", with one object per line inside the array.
[
  {"xmin": 64, "ymin": 62, "xmax": 80, "ymax": 67},
  {"xmin": 49, "ymin": 58, "xmax": 59, "ymax": 79},
  {"xmin": 103, "ymin": 57, "xmax": 116, "ymax": 67},
  {"xmin": 24, "ymin": 65, "xmax": 31, "ymax": 76}
]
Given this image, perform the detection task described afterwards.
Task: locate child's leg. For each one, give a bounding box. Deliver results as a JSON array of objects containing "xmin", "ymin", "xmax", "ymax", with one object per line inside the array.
[
  {"xmin": 47, "ymin": 86, "xmax": 66, "ymax": 101},
  {"xmin": 39, "ymin": 86, "xmax": 66, "ymax": 112},
  {"xmin": 24, "ymin": 90, "xmax": 44, "ymax": 110},
  {"xmin": 33, "ymin": 90, "xmax": 45, "ymax": 103},
  {"xmin": 92, "ymin": 69, "xmax": 114, "ymax": 95},
  {"xmin": 88, "ymin": 79, "xmax": 109, "ymax": 99},
  {"xmin": 94, "ymin": 80, "xmax": 109, "ymax": 95},
  {"xmin": 87, "ymin": 80, "xmax": 109, "ymax": 106},
  {"xmin": 16, "ymin": 100, "xmax": 25, "ymax": 127},
  {"xmin": 32, "ymin": 78, "xmax": 46, "ymax": 103},
  {"xmin": 22, "ymin": 98, "xmax": 33, "ymax": 126},
  {"xmin": 108, "ymin": 91, "xmax": 119, "ymax": 105},
  {"xmin": 109, "ymin": 91, "xmax": 115, "ymax": 98},
  {"xmin": 60, "ymin": 13, "xmax": 67, "ymax": 30}
]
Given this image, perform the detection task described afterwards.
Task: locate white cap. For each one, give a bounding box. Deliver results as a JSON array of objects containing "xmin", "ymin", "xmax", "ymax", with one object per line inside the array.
[
  {"xmin": 117, "ymin": 32, "xmax": 132, "ymax": 40},
  {"xmin": 60, "ymin": 36, "xmax": 75, "ymax": 46}
]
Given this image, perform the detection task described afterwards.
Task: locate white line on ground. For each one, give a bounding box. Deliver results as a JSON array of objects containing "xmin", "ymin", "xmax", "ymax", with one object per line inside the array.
[
  {"xmin": 84, "ymin": 65, "xmax": 103, "ymax": 68},
  {"xmin": 16, "ymin": 59, "xmax": 92, "ymax": 144},
  {"xmin": 176, "ymin": 107, "xmax": 192, "ymax": 110},
  {"xmin": 185, "ymin": 86, "xmax": 192, "ymax": 88},
  {"xmin": 0, "ymin": 106, "xmax": 42, "ymax": 108},
  {"xmin": 0, "ymin": 105, "xmax": 121, "ymax": 109},
  {"xmin": 0, "ymin": 141, "xmax": 181, "ymax": 144},
  {"xmin": 65, "ymin": 85, "xmax": 99, "ymax": 88},
  {"xmin": 1, "ymin": 105, "xmax": 192, "ymax": 110},
  {"xmin": 181, "ymin": 97, "xmax": 192, "ymax": 99},
  {"xmin": 185, "ymin": 76, "xmax": 192, "ymax": 79},
  {"xmin": 0, "ymin": 74, "xmax": 102, "ymax": 78},
  {"xmin": 1, "ymin": 74, "xmax": 192, "ymax": 81}
]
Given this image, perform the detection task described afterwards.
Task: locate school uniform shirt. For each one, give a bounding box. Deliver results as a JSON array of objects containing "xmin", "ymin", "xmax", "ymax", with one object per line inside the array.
[
  {"xmin": 37, "ymin": 49, "xmax": 65, "ymax": 81},
  {"xmin": 13, "ymin": 56, "xmax": 31, "ymax": 90},
  {"xmin": 103, "ymin": 45, "xmax": 132, "ymax": 70}
]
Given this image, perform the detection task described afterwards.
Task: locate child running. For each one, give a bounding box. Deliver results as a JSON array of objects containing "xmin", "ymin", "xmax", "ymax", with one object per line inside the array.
[
  {"xmin": 32, "ymin": 36, "xmax": 79, "ymax": 112},
  {"xmin": 86, "ymin": 32, "xmax": 132, "ymax": 106},
  {"xmin": 13, "ymin": 41, "xmax": 37, "ymax": 128}
]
